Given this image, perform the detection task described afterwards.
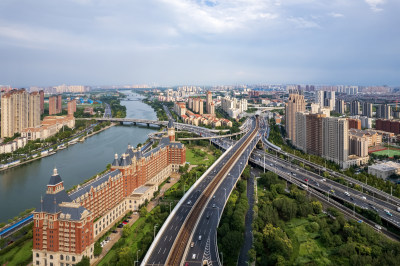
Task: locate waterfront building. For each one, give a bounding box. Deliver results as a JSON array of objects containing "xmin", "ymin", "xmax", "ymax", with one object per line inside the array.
[
  {"xmin": 21, "ymin": 116, "xmax": 75, "ymax": 141},
  {"xmin": 33, "ymin": 121, "xmax": 186, "ymax": 265},
  {"xmin": 362, "ymin": 102, "xmax": 373, "ymax": 118},
  {"xmin": 67, "ymin": 100, "xmax": 77, "ymax": 116},
  {"xmin": 1, "ymin": 89, "xmax": 40, "ymax": 138},
  {"xmin": 285, "ymin": 90, "xmax": 305, "ymax": 143}
]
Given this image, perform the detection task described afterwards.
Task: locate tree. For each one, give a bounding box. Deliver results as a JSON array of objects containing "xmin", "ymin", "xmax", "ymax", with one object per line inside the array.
[
  {"xmin": 139, "ymin": 206, "xmax": 148, "ymax": 217},
  {"xmin": 76, "ymin": 256, "xmax": 90, "ymax": 266},
  {"xmin": 94, "ymin": 242, "xmax": 102, "ymax": 256},
  {"xmin": 122, "ymin": 226, "xmax": 131, "ymax": 238}
]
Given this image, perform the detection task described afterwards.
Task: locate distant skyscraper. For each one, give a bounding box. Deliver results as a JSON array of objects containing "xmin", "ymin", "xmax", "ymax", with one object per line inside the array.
[
  {"xmin": 376, "ymin": 104, "xmax": 391, "ymax": 119},
  {"xmin": 206, "ymin": 91, "xmax": 212, "ymax": 114},
  {"xmin": 49, "ymin": 96, "xmax": 57, "ymax": 115},
  {"xmin": 362, "ymin": 102, "xmax": 373, "ymax": 118},
  {"xmin": 67, "ymin": 100, "xmax": 76, "ymax": 116},
  {"xmin": 285, "ymin": 90, "xmax": 305, "ymax": 143},
  {"xmin": 315, "ymin": 90, "xmax": 335, "ymax": 110},
  {"xmin": 322, "ymin": 117, "xmax": 349, "ymax": 166},
  {"xmin": 335, "ymin": 99, "xmax": 345, "ymax": 114},
  {"xmin": 29, "ymin": 91, "xmax": 41, "ymax": 128},
  {"xmin": 350, "ymin": 100, "xmax": 360, "ymax": 116},
  {"xmin": 39, "ymin": 90, "xmax": 44, "ymax": 114},
  {"xmin": 57, "ymin": 95, "xmax": 62, "ymax": 113}
]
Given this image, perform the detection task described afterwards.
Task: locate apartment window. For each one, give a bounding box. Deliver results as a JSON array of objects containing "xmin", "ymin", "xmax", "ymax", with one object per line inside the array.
[
  {"xmin": 36, "ymin": 261, "xmax": 39, "ymax": 265},
  {"xmin": 50, "ymin": 255, "xmax": 53, "ymax": 260},
  {"xmin": 72, "ymin": 256, "xmax": 76, "ymax": 262},
  {"xmin": 66, "ymin": 255, "xmax": 69, "ymax": 261}
]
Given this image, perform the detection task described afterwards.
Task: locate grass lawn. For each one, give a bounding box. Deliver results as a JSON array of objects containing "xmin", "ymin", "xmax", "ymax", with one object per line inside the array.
[
  {"xmin": 0, "ymin": 240, "xmax": 32, "ymax": 266},
  {"xmin": 372, "ymin": 149, "xmax": 400, "ymax": 157},
  {"xmin": 285, "ymin": 218, "xmax": 331, "ymax": 265},
  {"xmin": 186, "ymin": 146, "xmax": 215, "ymax": 166}
]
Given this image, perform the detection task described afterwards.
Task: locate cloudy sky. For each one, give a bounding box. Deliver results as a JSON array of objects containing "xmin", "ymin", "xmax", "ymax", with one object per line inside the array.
[{"xmin": 0, "ymin": 0, "xmax": 399, "ymax": 87}]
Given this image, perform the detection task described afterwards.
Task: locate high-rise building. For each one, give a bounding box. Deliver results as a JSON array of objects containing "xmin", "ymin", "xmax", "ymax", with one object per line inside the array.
[
  {"xmin": 285, "ymin": 91, "xmax": 305, "ymax": 143},
  {"xmin": 29, "ymin": 92, "xmax": 41, "ymax": 128},
  {"xmin": 295, "ymin": 112, "xmax": 325, "ymax": 156},
  {"xmin": 57, "ymin": 95, "xmax": 62, "ymax": 113},
  {"xmin": 376, "ymin": 104, "xmax": 391, "ymax": 119},
  {"xmin": 349, "ymin": 134, "xmax": 369, "ymax": 158},
  {"xmin": 322, "ymin": 117, "xmax": 348, "ymax": 167},
  {"xmin": 350, "ymin": 100, "xmax": 360, "ymax": 116},
  {"xmin": 39, "ymin": 90, "xmax": 44, "ymax": 114},
  {"xmin": 362, "ymin": 102, "xmax": 373, "ymax": 118},
  {"xmin": 315, "ymin": 90, "xmax": 335, "ymax": 110},
  {"xmin": 49, "ymin": 96, "xmax": 57, "ymax": 115},
  {"xmin": 67, "ymin": 100, "xmax": 76, "ymax": 116},
  {"xmin": 206, "ymin": 91, "xmax": 212, "ymax": 114},
  {"xmin": 1, "ymin": 89, "xmax": 29, "ymax": 138},
  {"xmin": 335, "ymin": 99, "xmax": 345, "ymax": 114}
]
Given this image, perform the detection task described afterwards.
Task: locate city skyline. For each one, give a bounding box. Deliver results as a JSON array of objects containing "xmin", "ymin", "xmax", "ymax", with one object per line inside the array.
[{"xmin": 0, "ymin": 0, "xmax": 399, "ymax": 87}]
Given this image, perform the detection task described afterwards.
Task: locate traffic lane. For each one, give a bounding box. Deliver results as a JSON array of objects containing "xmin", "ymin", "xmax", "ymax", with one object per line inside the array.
[
  {"xmin": 256, "ymin": 151, "xmax": 400, "ymax": 216},
  {"xmin": 149, "ymin": 126, "xmax": 257, "ymax": 264},
  {"xmin": 250, "ymin": 155, "xmax": 400, "ymax": 226}
]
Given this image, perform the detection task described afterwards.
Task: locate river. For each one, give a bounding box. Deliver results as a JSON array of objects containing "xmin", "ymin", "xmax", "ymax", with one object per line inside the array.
[{"xmin": 0, "ymin": 91, "xmax": 158, "ymax": 223}]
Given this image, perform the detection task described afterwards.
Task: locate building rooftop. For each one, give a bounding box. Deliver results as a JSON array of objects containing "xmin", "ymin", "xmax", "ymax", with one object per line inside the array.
[{"xmin": 369, "ymin": 161, "xmax": 400, "ymax": 172}]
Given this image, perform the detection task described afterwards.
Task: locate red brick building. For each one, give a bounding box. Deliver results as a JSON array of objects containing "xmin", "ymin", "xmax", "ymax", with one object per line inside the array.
[
  {"xmin": 376, "ymin": 119, "xmax": 400, "ymax": 135},
  {"xmin": 348, "ymin": 118, "xmax": 361, "ymax": 130},
  {"xmin": 33, "ymin": 122, "xmax": 185, "ymax": 265}
]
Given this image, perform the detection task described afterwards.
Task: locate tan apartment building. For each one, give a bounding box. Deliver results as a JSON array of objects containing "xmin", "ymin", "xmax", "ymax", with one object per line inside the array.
[{"xmin": 285, "ymin": 91, "xmax": 305, "ymax": 143}]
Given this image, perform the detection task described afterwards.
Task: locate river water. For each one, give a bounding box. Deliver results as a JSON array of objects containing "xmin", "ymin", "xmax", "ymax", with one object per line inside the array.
[{"xmin": 0, "ymin": 91, "xmax": 157, "ymax": 223}]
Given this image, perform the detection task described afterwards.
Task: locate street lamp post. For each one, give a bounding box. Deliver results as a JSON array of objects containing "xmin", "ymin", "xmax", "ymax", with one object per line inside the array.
[
  {"xmin": 169, "ymin": 202, "xmax": 172, "ymax": 213},
  {"xmin": 153, "ymin": 224, "xmax": 158, "ymax": 239},
  {"xmin": 136, "ymin": 249, "xmax": 141, "ymax": 266}
]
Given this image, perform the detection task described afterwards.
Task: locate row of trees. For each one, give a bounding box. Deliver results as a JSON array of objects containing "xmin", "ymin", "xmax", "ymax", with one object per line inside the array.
[
  {"xmin": 251, "ymin": 171, "xmax": 400, "ymax": 265},
  {"xmin": 217, "ymin": 179, "xmax": 249, "ymax": 265}
]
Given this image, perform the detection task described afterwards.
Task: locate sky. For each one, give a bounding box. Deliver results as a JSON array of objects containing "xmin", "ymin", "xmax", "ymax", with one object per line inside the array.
[{"xmin": 0, "ymin": 0, "xmax": 399, "ymax": 87}]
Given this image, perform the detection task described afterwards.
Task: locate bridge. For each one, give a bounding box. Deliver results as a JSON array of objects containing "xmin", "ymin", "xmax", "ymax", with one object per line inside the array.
[{"xmin": 142, "ymin": 116, "xmax": 260, "ymax": 265}]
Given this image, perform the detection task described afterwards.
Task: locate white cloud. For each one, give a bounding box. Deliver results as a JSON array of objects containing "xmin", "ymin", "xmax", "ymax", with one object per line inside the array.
[
  {"xmin": 329, "ymin": 12, "xmax": 344, "ymax": 18},
  {"xmin": 287, "ymin": 17, "xmax": 320, "ymax": 29},
  {"xmin": 365, "ymin": 0, "xmax": 385, "ymax": 12},
  {"xmin": 159, "ymin": 0, "xmax": 278, "ymax": 34}
]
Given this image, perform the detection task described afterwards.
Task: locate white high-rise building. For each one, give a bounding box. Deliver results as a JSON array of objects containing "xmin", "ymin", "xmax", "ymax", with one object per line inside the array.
[{"xmin": 322, "ymin": 117, "xmax": 349, "ymax": 167}]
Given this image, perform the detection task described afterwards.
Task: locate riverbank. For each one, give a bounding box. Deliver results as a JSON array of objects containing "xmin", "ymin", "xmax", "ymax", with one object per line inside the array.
[{"xmin": 0, "ymin": 122, "xmax": 116, "ymax": 173}]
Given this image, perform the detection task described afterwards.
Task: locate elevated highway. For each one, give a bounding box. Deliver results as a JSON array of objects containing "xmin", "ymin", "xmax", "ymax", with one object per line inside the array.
[{"xmin": 142, "ymin": 117, "xmax": 260, "ymax": 265}]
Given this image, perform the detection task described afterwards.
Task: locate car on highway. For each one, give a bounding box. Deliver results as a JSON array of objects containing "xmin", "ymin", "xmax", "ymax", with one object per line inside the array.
[
  {"xmin": 304, "ymin": 178, "xmax": 308, "ymax": 182},
  {"xmin": 187, "ymin": 200, "xmax": 192, "ymax": 205},
  {"xmin": 212, "ymin": 204, "xmax": 216, "ymax": 208},
  {"xmin": 375, "ymin": 224, "xmax": 382, "ymax": 230},
  {"xmin": 190, "ymin": 242, "xmax": 194, "ymax": 248},
  {"xmin": 198, "ymin": 235, "xmax": 202, "ymax": 241},
  {"xmin": 330, "ymin": 190, "xmax": 335, "ymax": 194},
  {"xmin": 345, "ymin": 192, "xmax": 350, "ymax": 196},
  {"xmin": 322, "ymin": 178, "xmax": 326, "ymax": 182},
  {"xmin": 192, "ymin": 254, "xmax": 196, "ymax": 259}
]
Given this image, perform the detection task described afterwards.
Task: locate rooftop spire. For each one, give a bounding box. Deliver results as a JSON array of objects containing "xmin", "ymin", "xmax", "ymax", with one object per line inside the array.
[
  {"xmin": 115, "ymin": 153, "xmax": 118, "ymax": 159},
  {"xmin": 53, "ymin": 167, "xmax": 58, "ymax": 176}
]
